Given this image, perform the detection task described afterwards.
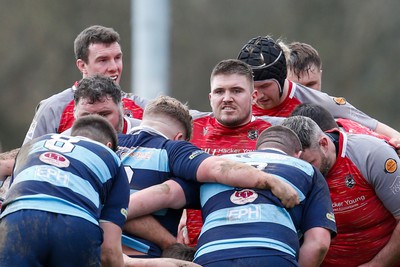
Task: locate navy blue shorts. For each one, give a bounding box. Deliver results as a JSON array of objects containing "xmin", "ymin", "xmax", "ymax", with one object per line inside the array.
[
  {"xmin": 202, "ymin": 255, "xmax": 298, "ymax": 267},
  {"xmin": 0, "ymin": 210, "xmax": 102, "ymax": 267}
]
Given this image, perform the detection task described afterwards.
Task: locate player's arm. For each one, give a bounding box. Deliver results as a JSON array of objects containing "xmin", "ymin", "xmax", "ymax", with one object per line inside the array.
[
  {"xmin": 375, "ymin": 121, "xmax": 400, "ymax": 140},
  {"xmin": 196, "ymin": 156, "xmax": 299, "ymax": 208},
  {"xmin": 357, "ymin": 139, "xmax": 400, "ymax": 266},
  {"xmin": 127, "ymin": 180, "xmax": 186, "ymax": 220},
  {"xmin": 375, "ymin": 121, "xmax": 400, "ymax": 155},
  {"xmin": 177, "ymin": 210, "xmax": 189, "ymax": 245},
  {"xmin": 0, "ymin": 159, "xmax": 14, "ymax": 179},
  {"xmin": 124, "ymin": 180, "xmax": 186, "ymax": 249},
  {"xmin": 100, "ymin": 221, "xmax": 124, "ymax": 267},
  {"xmin": 298, "ymin": 227, "xmax": 331, "ymax": 267},
  {"xmin": 23, "ymin": 101, "xmax": 59, "ymax": 144},
  {"xmin": 0, "ymin": 148, "xmax": 19, "ymax": 178},
  {"xmin": 123, "ymin": 215, "xmax": 177, "ymax": 250},
  {"xmin": 123, "ymin": 255, "xmax": 201, "ymax": 267}
]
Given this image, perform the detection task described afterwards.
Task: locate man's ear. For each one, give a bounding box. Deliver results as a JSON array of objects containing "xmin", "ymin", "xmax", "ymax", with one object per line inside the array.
[
  {"xmin": 173, "ymin": 132, "xmax": 185, "ymax": 141},
  {"xmin": 105, "ymin": 141, "xmax": 113, "ymax": 149},
  {"xmin": 294, "ymin": 150, "xmax": 302, "ymax": 159},
  {"xmin": 76, "ymin": 59, "xmax": 87, "ymax": 75},
  {"xmin": 319, "ymin": 136, "xmax": 329, "ymax": 153},
  {"xmin": 251, "ymin": 90, "xmax": 258, "ymax": 104}
]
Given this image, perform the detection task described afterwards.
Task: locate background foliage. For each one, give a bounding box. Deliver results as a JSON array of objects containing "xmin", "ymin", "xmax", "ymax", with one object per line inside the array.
[{"xmin": 1, "ymin": 0, "xmax": 399, "ymax": 151}]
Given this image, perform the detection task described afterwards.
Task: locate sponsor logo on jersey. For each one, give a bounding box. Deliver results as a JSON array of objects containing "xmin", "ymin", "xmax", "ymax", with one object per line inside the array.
[
  {"xmin": 333, "ymin": 97, "xmax": 346, "ymax": 105},
  {"xmin": 248, "ymin": 130, "xmax": 258, "ymax": 140},
  {"xmin": 39, "ymin": 152, "xmax": 70, "ymax": 168},
  {"xmin": 230, "ymin": 189, "xmax": 258, "ymax": 205},
  {"xmin": 121, "ymin": 208, "xmax": 128, "ymax": 219},
  {"xmin": 326, "ymin": 212, "xmax": 335, "ymax": 222},
  {"xmin": 384, "ymin": 158, "xmax": 397, "ymax": 173},
  {"xmin": 332, "ymin": 195, "xmax": 366, "ymax": 212},
  {"xmin": 189, "ymin": 150, "xmax": 206, "ymax": 160},
  {"xmin": 389, "ymin": 176, "xmax": 400, "ymax": 195},
  {"xmin": 227, "ymin": 205, "xmax": 261, "ymax": 221},
  {"xmin": 344, "ymin": 175, "xmax": 355, "ymax": 188}
]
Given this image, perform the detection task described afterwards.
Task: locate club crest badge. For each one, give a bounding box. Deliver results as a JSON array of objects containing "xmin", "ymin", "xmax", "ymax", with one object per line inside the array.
[
  {"xmin": 230, "ymin": 189, "xmax": 258, "ymax": 205},
  {"xmin": 248, "ymin": 130, "xmax": 258, "ymax": 140},
  {"xmin": 344, "ymin": 175, "xmax": 355, "ymax": 189}
]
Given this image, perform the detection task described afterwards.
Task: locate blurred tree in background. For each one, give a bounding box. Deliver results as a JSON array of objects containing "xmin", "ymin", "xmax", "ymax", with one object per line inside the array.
[{"xmin": 0, "ymin": 0, "xmax": 399, "ymax": 151}]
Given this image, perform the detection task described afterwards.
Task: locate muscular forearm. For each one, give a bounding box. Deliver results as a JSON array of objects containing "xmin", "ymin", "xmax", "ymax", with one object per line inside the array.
[
  {"xmin": 123, "ymin": 255, "xmax": 201, "ymax": 267},
  {"xmin": 298, "ymin": 228, "xmax": 331, "ymax": 267},
  {"xmin": 0, "ymin": 159, "xmax": 14, "ymax": 178},
  {"xmin": 0, "ymin": 148, "xmax": 18, "ymax": 178},
  {"xmin": 123, "ymin": 215, "xmax": 176, "ymax": 249},
  {"xmin": 100, "ymin": 222, "xmax": 124, "ymax": 267},
  {"xmin": 0, "ymin": 148, "xmax": 19, "ymax": 161},
  {"xmin": 375, "ymin": 122, "xmax": 400, "ymax": 140},
  {"xmin": 127, "ymin": 180, "xmax": 186, "ymax": 220},
  {"xmin": 197, "ymin": 157, "xmax": 277, "ymax": 188},
  {"xmin": 197, "ymin": 157, "xmax": 299, "ymax": 207}
]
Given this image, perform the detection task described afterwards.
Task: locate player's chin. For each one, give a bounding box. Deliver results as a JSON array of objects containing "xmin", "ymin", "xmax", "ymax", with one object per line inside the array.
[
  {"xmin": 256, "ymin": 101, "xmax": 274, "ymax": 110},
  {"xmin": 218, "ymin": 117, "xmax": 242, "ymax": 127}
]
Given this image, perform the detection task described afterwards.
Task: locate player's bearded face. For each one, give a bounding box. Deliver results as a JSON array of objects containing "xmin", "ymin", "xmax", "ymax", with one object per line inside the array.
[
  {"xmin": 301, "ymin": 147, "xmax": 332, "ymax": 176},
  {"xmin": 210, "ymin": 74, "xmax": 253, "ymax": 127},
  {"xmin": 75, "ymin": 97, "xmax": 124, "ymax": 133}
]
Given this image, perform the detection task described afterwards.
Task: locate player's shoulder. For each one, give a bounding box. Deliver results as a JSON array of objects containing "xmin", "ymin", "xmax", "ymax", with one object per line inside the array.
[
  {"xmin": 345, "ymin": 132, "xmax": 396, "ymax": 165},
  {"xmin": 121, "ymin": 92, "xmax": 149, "ymax": 105},
  {"xmin": 347, "ymin": 131, "xmax": 382, "ymax": 142},
  {"xmin": 254, "ymin": 115, "xmax": 284, "ymax": 126},
  {"xmin": 42, "ymin": 87, "xmax": 74, "ymax": 102},
  {"xmin": 191, "ymin": 110, "xmax": 212, "ymax": 119},
  {"xmin": 36, "ymin": 87, "xmax": 74, "ymax": 111}
]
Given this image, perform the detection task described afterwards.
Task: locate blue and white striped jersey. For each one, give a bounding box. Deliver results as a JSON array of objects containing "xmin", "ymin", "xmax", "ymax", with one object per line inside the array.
[
  {"xmin": 194, "ymin": 149, "xmax": 337, "ymax": 266},
  {"xmin": 117, "ymin": 126, "xmax": 211, "ymax": 257},
  {"xmin": 1, "ymin": 134, "xmax": 129, "ymax": 229}
]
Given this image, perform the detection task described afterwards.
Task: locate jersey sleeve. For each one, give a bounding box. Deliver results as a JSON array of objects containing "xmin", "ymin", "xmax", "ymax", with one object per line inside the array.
[
  {"xmin": 295, "ymin": 84, "xmax": 378, "ymax": 130},
  {"xmin": 301, "ymin": 168, "xmax": 337, "ymax": 237},
  {"xmin": 258, "ymin": 115, "xmax": 285, "ymax": 125},
  {"xmin": 166, "ymin": 140, "xmax": 211, "ymax": 181},
  {"xmin": 122, "ymin": 92, "xmax": 150, "ymax": 109},
  {"xmin": 348, "ymin": 135, "xmax": 400, "ymax": 217},
  {"xmin": 171, "ymin": 177, "xmax": 201, "ymax": 209},
  {"xmin": 23, "ymin": 88, "xmax": 74, "ymax": 144},
  {"xmin": 100, "ymin": 163, "xmax": 130, "ymax": 228}
]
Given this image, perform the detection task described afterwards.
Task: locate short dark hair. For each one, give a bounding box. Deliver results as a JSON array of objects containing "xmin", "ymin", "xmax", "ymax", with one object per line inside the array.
[
  {"xmin": 144, "ymin": 96, "xmax": 193, "ymax": 141},
  {"xmin": 74, "ymin": 25, "xmax": 120, "ymax": 62},
  {"xmin": 256, "ymin": 125, "xmax": 302, "ymax": 155},
  {"xmin": 71, "ymin": 114, "xmax": 118, "ymax": 151},
  {"xmin": 162, "ymin": 243, "xmax": 196, "ymax": 261},
  {"xmin": 210, "ymin": 59, "xmax": 254, "ymax": 89},
  {"xmin": 281, "ymin": 116, "xmax": 323, "ymax": 150},
  {"xmin": 74, "ymin": 74, "xmax": 122, "ymax": 106},
  {"xmin": 287, "ymin": 42, "xmax": 322, "ymax": 80},
  {"xmin": 290, "ymin": 103, "xmax": 338, "ymax": 131}
]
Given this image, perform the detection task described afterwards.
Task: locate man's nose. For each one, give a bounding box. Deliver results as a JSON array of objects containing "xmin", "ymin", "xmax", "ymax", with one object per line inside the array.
[{"xmin": 222, "ymin": 92, "xmax": 233, "ymax": 102}]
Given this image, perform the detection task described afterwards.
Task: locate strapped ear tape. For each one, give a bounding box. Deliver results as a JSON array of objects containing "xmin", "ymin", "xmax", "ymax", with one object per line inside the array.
[{"xmin": 238, "ymin": 36, "xmax": 287, "ymax": 97}]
